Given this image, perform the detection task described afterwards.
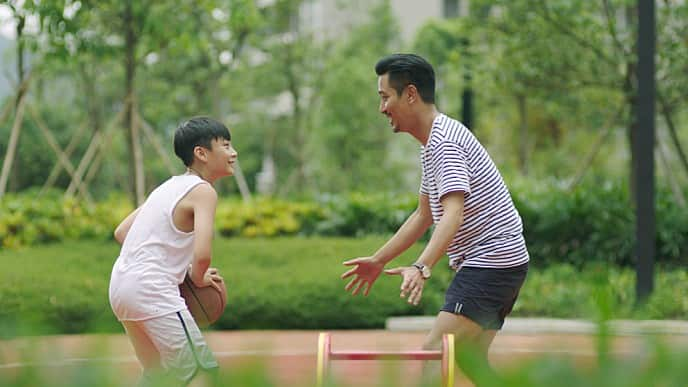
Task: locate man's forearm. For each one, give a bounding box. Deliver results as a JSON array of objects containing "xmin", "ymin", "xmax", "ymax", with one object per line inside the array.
[
  {"xmin": 415, "ymin": 209, "xmax": 463, "ymax": 268},
  {"xmin": 372, "ymin": 209, "xmax": 432, "ymax": 265}
]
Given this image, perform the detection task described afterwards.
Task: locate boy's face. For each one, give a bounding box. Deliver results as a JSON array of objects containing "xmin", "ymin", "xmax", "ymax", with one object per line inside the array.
[{"xmin": 205, "ymin": 137, "xmax": 238, "ymax": 178}]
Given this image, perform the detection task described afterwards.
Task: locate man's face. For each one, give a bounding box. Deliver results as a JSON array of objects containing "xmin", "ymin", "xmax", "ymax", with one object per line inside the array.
[{"xmin": 378, "ymin": 73, "xmax": 407, "ymax": 133}]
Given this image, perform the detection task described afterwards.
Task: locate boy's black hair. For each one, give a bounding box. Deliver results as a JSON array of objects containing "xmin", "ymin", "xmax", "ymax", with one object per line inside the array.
[
  {"xmin": 375, "ymin": 53, "xmax": 436, "ymax": 104},
  {"xmin": 174, "ymin": 116, "xmax": 231, "ymax": 166}
]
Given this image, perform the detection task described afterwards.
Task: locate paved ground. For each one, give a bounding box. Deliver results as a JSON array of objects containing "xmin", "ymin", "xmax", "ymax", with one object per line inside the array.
[{"xmin": 2, "ymin": 320, "xmax": 687, "ymax": 387}]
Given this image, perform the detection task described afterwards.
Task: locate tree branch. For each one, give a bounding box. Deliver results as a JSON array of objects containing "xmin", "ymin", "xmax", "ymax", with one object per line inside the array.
[
  {"xmin": 537, "ymin": 2, "xmax": 619, "ymax": 67},
  {"xmin": 601, "ymin": 0, "xmax": 631, "ymax": 58}
]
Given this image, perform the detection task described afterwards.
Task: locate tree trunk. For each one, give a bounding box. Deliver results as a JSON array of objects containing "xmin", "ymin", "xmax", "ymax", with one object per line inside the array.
[
  {"xmin": 9, "ymin": 13, "xmax": 26, "ymax": 192},
  {"xmin": 516, "ymin": 94, "xmax": 528, "ymax": 175},
  {"xmin": 124, "ymin": 0, "xmax": 145, "ymax": 205},
  {"xmin": 285, "ymin": 45, "xmax": 307, "ymax": 192},
  {"xmin": 0, "ymin": 93, "xmax": 27, "ymax": 198}
]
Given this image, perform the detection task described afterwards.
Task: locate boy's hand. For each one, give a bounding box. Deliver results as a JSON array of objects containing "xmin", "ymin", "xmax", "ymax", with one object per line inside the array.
[
  {"xmin": 341, "ymin": 257, "xmax": 384, "ymax": 296},
  {"xmin": 193, "ymin": 267, "xmax": 224, "ymax": 292}
]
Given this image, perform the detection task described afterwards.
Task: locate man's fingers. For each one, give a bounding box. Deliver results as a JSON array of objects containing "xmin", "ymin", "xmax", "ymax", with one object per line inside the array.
[
  {"xmin": 344, "ymin": 277, "xmax": 358, "ymax": 291},
  {"xmin": 341, "ymin": 266, "xmax": 358, "ymax": 279},
  {"xmin": 363, "ymin": 282, "xmax": 373, "ymax": 296},
  {"xmin": 351, "ymin": 280, "xmax": 365, "ymax": 296},
  {"xmin": 409, "ymin": 287, "xmax": 423, "ymax": 305},
  {"xmin": 343, "ymin": 258, "xmax": 364, "ymax": 266},
  {"xmin": 412, "ymin": 284, "xmax": 425, "ymax": 305},
  {"xmin": 384, "ymin": 267, "xmax": 403, "ymax": 275},
  {"xmin": 401, "ymin": 276, "xmax": 413, "ymax": 292}
]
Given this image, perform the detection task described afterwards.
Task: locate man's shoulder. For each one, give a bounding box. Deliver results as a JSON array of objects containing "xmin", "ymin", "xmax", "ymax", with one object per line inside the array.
[{"xmin": 430, "ymin": 114, "xmax": 469, "ymax": 145}]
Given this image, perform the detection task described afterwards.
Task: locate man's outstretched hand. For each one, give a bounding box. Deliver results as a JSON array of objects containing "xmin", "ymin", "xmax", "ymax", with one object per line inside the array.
[
  {"xmin": 384, "ymin": 266, "xmax": 425, "ymax": 306},
  {"xmin": 341, "ymin": 257, "xmax": 384, "ymax": 296}
]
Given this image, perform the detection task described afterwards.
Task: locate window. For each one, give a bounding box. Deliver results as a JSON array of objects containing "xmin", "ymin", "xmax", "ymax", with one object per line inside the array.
[{"xmin": 443, "ymin": 0, "xmax": 459, "ymax": 18}]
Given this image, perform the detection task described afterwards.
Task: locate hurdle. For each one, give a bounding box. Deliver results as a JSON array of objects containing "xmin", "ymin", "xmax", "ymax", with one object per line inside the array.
[{"xmin": 316, "ymin": 332, "xmax": 455, "ymax": 387}]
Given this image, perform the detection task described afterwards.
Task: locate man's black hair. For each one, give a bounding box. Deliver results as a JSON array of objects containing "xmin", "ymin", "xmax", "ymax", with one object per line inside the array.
[
  {"xmin": 375, "ymin": 53, "xmax": 436, "ymax": 103},
  {"xmin": 173, "ymin": 116, "xmax": 231, "ymax": 166}
]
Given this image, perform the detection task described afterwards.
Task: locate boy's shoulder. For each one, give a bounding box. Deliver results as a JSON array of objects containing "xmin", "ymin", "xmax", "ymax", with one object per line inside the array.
[{"xmin": 182, "ymin": 178, "xmax": 217, "ymax": 203}]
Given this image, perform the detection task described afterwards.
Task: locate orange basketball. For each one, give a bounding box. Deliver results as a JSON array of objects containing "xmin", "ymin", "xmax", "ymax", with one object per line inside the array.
[{"xmin": 179, "ymin": 273, "xmax": 227, "ymax": 328}]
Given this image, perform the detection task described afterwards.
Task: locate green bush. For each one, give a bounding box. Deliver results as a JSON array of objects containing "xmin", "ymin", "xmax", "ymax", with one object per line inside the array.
[
  {"xmin": 1, "ymin": 179, "xmax": 686, "ymax": 269},
  {"xmin": 513, "ymin": 178, "xmax": 687, "ymax": 268},
  {"xmin": 0, "ymin": 238, "xmax": 686, "ymax": 337}
]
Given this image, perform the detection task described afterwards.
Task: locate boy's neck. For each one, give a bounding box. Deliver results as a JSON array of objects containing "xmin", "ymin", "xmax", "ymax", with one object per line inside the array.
[{"xmin": 186, "ymin": 167, "xmax": 213, "ymax": 183}]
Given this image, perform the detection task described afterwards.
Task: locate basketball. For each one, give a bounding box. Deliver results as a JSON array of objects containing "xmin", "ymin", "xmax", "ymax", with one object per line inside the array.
[{"xmin": 179, "ymin": 272, "xmax": 227, "ymax": 328}]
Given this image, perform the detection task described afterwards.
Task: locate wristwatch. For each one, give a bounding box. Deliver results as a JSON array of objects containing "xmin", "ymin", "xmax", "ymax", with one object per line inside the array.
[{"xmin": 412, "ymin": 263, "xmax": 432, "ymax": 279}]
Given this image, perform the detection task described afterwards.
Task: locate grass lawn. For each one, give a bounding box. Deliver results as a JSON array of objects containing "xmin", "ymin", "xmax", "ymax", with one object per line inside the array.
[{"xmin": 0, "ymin": 236, "xmax": 685, "ymax": 336}]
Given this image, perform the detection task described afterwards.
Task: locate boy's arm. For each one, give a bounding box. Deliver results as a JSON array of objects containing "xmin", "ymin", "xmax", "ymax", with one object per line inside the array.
[
  {"xmin": 114, "ymin": 207, "xmax": 142, "ymax": 245},
  {"xmin": 188, "ymin": 183, "xmax": 219, "ymax": 287}
]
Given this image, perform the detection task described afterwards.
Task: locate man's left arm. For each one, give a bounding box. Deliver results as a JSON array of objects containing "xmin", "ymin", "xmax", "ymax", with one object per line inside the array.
[
  {"xmin": 415, "ymin": 191, "xmax": 464, "ymax": 268},
  {"xmin": 385, "ymin": 191, "xmax": 464, "ymax": 305}
]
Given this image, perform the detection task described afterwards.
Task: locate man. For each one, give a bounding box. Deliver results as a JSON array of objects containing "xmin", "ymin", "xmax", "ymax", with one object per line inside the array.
[{"xmin": 341, "ymin": 54, "xmax": 529, "ymax": 383}]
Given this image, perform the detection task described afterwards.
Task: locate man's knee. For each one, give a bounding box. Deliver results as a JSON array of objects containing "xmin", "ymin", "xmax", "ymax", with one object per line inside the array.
[{"xmin": 422, "ymin": 336, "xmax": 442, "ymax": 351}]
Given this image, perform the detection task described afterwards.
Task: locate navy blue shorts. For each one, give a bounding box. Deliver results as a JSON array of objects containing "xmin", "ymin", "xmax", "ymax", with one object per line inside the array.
[{"xmin": 440, "ymin": 263, "xmax": 528, "ymax": 330}]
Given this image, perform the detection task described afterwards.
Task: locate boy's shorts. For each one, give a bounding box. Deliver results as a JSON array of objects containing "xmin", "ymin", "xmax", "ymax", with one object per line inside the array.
[
  {"xmin": 140, "ymin": 309, "xmax": 218, "ymax": 383},
  {"xmin": 440, "ymin": 262, "xmax": 528, "ymax": 330}
]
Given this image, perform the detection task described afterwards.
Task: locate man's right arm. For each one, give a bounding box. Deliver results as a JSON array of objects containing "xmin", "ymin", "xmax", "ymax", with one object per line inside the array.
[{"xmin": 371, "ymin": 193, "xmax": 433, "ymax": 265}]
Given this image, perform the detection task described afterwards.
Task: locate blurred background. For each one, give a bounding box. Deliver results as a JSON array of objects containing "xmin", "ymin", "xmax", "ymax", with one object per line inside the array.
[
  {"xmin": 1, "ymin": 0, "xmax": 685, "ymax": 203},
  {"xmin": 0, "ymin": 0, "xmax": 686, "ymax": 327},
  {"xmin": 0, "ymin": 4, "xmax": 687, "ymax": 386}
]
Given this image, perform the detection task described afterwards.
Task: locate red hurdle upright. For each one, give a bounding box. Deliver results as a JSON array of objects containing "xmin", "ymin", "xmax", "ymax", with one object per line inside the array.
[{"xmin": 316, "ymin": 332, "xmax": 455, "ymax": 387}]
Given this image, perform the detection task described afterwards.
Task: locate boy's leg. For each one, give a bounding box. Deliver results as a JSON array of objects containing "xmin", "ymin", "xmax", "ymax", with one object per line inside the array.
[
  {"xmin": 141, "ymin": 310, "xmax": 219, "ymax": 385},
  {"xmin": 122, "ymin": 321, "xmax": 162, "ymax": 370}
]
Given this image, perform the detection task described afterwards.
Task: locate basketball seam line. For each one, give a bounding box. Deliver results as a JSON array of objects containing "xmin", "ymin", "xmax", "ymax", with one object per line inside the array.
[{"xmin": 185, "ymin": 277, "xmax": 211, "ymax": 322}]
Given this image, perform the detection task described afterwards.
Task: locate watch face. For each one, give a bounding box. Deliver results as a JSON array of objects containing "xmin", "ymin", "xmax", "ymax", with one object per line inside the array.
[{"xmin": 414, "ymin": 263, "xmax": 430, "ymax": 279}]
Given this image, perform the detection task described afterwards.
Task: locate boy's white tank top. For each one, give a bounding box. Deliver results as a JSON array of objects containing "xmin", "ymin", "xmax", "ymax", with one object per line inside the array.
[{"xmin": 109, "ymin": 174, "xmax": 208, "ymax": 321}]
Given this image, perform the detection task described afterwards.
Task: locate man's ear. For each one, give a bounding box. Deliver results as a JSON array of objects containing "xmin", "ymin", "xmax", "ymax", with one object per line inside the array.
[
  {"xmin": 193, "ymin": 146, "xmax": 208, "ymax": 162},
  {"xmin": 406, "ymin": 84, "xmax": 418, "ymax": 104}
]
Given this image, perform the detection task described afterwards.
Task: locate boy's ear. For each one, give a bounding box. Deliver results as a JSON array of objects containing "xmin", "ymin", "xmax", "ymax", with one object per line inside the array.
[{"xmin": 193, "ymin": 146, "xmax": 208, "ymax": 162}]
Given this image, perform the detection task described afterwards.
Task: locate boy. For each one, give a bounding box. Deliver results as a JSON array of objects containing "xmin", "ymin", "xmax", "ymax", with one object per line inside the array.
[{"xmin": 109, "ymin": 116, "xmax": 237, "ymax": 385}]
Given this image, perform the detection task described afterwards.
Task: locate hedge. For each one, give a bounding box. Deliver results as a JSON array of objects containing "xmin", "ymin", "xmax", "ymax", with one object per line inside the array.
[
  {"xmin": 0, "ymin": 237, "xmax": 685, "ymax": 336},
  {"xmin": 1, "ymin": 180, "xmax": 686, "ymax": 268}
]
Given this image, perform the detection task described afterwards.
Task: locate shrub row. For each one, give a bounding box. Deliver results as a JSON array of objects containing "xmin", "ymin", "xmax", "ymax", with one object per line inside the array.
[
  {"xmin": 0, "ymin": 237, "xmax": 685, "ymax": 337},
  {"xmin": 1, "ymin": 180, "xmax": 686, "ymax": 267}
]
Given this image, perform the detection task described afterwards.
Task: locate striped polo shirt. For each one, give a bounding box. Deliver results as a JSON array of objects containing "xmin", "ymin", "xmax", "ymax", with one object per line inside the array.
[{"xmin": 420, "ymin": 114, "xmax": 529, "ymax": 270}]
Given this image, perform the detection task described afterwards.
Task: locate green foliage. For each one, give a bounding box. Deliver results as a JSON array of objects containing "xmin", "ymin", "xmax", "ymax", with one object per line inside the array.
[
  {"xmin": 311, "ymin": 192, "xmax": 416, "ymax": 237},
  {"xmin": 2, "ymin": 178, "xmax": 687, "ymax": 269},
  {"xmin": 0, "ymin": 238, "xmax": 686, "ymax": 337},
  {"xmin": 215, "ymin": 197, "xmax": 325, "ymax": 237},
  {"xmin": 513, "ymin": 178, "xmax": 687, "ymax": 268},
  {"xmin": 0, "ymin": 190, "xmax": 127, "ymax": 249}
]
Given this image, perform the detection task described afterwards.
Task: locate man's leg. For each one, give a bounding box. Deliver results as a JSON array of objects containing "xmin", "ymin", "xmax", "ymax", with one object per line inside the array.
[
  {"xmin": 419, "ymin": 312, "xmax": 487, "ymax": 385},
  {"xmin": 422, "ymin": 311, "xmax": 484, "ymax": 350}
]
